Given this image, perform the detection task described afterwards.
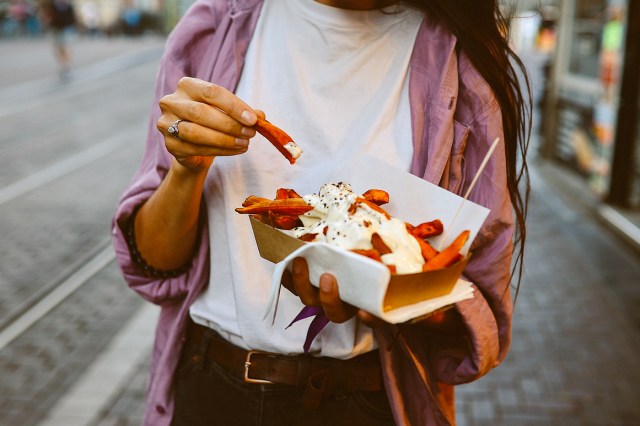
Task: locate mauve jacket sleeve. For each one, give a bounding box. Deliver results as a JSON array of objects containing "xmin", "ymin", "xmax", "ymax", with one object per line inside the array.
[
  {"xmin": 428, "ymin": 53, "xmax": 515, "ymax": 385},
  {"xmin": 110, "ymin": 3, "xmax": 223, "ymax": 306}
]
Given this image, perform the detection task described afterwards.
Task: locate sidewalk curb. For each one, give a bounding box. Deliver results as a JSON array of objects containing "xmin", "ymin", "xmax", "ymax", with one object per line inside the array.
[
  {"xmin": 532, "ymin": 158, "xmax": 640, "ymax": 257},
  {"xmin": 597, "ymin": 205, "xmax": 640, "ymax": 255}
]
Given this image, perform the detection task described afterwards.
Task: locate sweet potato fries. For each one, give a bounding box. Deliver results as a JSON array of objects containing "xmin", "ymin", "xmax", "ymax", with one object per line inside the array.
[
  {"xmin": 236, "ymin": 186, "xmax": 470, "ymax": 273},
  {"xmin": 254, "ymin": 118, "xmax": 302, "ymax": 164}
]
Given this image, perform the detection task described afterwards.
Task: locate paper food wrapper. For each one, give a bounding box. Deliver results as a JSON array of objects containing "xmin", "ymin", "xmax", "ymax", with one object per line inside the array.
[{"xmin": 255, "ymin": 155, "xmax": 490, "ymax": 324}]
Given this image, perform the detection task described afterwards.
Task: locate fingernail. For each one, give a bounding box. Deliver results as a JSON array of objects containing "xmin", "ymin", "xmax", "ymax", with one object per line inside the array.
[
  {"xmin": 241, "ymin": 110, "xmax": 256, "ymax": 125},
  {"xmin": 241, "ymin": 127, "xmax": 255, "ymax": 137},
  {"xmin": 320, "ymin": 277, "xmax": 332, "ymax": 293},
  {"xmin": 235, "ymin": 138, "xmax": 249, "ymax": 147}
]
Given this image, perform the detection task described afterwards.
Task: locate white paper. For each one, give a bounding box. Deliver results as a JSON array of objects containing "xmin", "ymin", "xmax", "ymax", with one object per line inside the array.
[{"xmin": 264, "ymin": 242, "xmax": 475, "ymax": 324}]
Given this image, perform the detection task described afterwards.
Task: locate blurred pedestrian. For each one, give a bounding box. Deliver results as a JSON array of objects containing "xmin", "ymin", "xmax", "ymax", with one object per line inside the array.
[
  {"xmin": 112, "ymin": 1, "xmax": 531, "ymax": 425},
  {"xmin": 42, "ymin": 0, "xmax": 76, "ymax": 78}
]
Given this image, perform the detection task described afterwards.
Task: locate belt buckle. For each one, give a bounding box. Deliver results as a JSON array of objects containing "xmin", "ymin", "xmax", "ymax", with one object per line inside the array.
[{"xmin": 244, "ymin": 350, "xmax": 276, "ymax": 384}]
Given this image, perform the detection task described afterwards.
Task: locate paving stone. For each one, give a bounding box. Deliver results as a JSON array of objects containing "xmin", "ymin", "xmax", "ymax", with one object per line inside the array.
[
  {"xmin": 495, "ymin": 386, "xmax": 522, "ymax": 407},
  {"xmin": 92, "ymin": 354, "xmax": 150, "ymax": 426},
  {"xmin": 469, "ymin": 396, "xmax": 497, "ymax": 420},
  {"xmin": 0, "ymin": 264, "xmax": 143, "ymax": 426}
]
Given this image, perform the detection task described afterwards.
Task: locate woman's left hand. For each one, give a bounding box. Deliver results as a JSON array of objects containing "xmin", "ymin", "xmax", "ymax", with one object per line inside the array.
[{"xmin": 281, "ymin": 257, "xmax": 386, "ymax": 328}]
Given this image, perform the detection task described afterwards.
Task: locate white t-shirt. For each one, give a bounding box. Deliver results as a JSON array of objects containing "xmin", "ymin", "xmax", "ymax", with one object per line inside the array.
[{"xmin": 189, "ymin": 0, "xmax": 423, "ymax": 359}]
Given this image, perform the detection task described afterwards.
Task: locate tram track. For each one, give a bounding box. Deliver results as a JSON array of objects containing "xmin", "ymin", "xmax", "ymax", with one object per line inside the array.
[
  {"xmin": 0, "ymin": 239, "xmax": 115, "ymax": 351},
  {"xmin": 0, "ymin": 131, "xmax": 130, "ymax": 206},
  {"xmin": 0, "ymin": 121, "xmax": 141, "ymax": 340},
  {"xmin": 0, "ymin": 124, "xmax": 142, "ymax": 350},
  {"xmin": 0, "ymin": 53, "xmax": 154, "ymax": 351}
]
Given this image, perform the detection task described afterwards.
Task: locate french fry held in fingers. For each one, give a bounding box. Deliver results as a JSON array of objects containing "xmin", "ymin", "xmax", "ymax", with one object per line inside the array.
[{"xmin": 254, "ymin": 118, "xmax": 302, "ymax": 164}]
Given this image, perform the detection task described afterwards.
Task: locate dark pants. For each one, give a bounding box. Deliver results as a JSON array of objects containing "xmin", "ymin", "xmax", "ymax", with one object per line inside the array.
[{"xmin": 171, "ymin": 332, "xmax": 396, "ymax": 426}]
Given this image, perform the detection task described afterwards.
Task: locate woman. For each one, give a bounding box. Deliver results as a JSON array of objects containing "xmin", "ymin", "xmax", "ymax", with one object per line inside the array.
[{"xmin": 112, "ymin": 0, "xmax": 530, "ymax": 425}]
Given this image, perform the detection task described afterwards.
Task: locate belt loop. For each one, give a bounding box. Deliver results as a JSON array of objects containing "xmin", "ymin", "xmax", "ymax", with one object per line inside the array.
[
  {"xmin": 303, "ymin": 369, "xmax": 332, "ymax": 410},
  {"xmin": 194, "ymin": 326, "xmax": 212, "ymax": 371}
]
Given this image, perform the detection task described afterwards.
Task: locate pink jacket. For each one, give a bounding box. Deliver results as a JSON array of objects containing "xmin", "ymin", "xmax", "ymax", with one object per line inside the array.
[{"xmin": 112, "ymin": 1, "xmax": 514, "ymax": 425}]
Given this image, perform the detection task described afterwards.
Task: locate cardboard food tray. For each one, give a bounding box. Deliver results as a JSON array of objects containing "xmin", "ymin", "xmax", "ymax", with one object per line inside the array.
[
  {"xmin": 254, "ymin": 155, "xmax": 490, "ymax": 323},
  {"xmin": 251, "ymin": 216, "xmax": 470, "ymax": 313}
]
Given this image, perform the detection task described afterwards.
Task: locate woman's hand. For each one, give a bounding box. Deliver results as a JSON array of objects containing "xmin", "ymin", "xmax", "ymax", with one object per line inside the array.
[
  {"xmin": 282, "ymin": 257, "xmax": 386, "ymax": 328},
  {"xmin": 135, "ymin": 77, "xmax": 263, "ymax": 270},
  {"xmin": 282, "ymin": 257, "xmax": 467, "ymax": 336},
  {"xmin": 157, "ymin": 77, "xmax": 262, "ymax": 172}
]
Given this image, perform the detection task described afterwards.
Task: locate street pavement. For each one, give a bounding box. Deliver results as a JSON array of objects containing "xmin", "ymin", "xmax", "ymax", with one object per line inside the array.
[
  {"xmin": 0, "ymin": 35, "xmax": 164, "ymax": 89},
  {"xmin": 0, "ymin": 36, "xmax": 639, "ymax": 426},
  {"xmin": 0, "ymin": 34, "xmax": 164, "ymax": 426}
]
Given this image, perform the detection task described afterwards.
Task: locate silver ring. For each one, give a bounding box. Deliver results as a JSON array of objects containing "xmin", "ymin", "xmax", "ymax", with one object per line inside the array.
[{"xmin": 168, "ymin": 119, "xmax": 185, "ymax": 140}]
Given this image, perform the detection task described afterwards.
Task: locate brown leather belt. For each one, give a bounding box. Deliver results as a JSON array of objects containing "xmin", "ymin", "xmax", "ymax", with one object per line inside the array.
[{"xmin": 185, "ymin": 318, "xmax": 383, "ymax": 408}]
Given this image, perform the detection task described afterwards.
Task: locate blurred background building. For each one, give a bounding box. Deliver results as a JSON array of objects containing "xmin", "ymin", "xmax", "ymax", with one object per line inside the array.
[
  {"xmin": 0, "ymin": 0, "xmax": 170, "ymax": 37},
  {"xmin": 509, "ymin": 0, "xmax": 639, "ymax": 249}
]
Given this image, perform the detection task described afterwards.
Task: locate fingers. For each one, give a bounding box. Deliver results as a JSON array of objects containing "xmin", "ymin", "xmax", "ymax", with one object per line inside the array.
[
  {"xmin": 161, "ymin": 118, "xmax": 251, "ymax": 157},
  {"xmin": 284, "ymin": 257, "xmax": 384, "ymax": 327},
  {"xmin": 291, "ymin": 258, "xmax": 320, "ymax": 306},
  {"xmin": 255, "ymin": 109, "xmax": 266, "ymax": 120},
  {"xmin": 160, "ymin": 96, "xmax": 256, "ymax": 142},
  {"xmin": 177, "ymin": 77, "xmax": 258, "ymax": 126},
  {"xmin": 157, "ymin": 77, "xmax": 261, "ymax": 160},
  {"xmin": 318, "ymin": 274, "xmax": 357, "ymax": 324},
  {"xmin": 281, "ymin": 269, "xmax": 296, "ymax": 296}
]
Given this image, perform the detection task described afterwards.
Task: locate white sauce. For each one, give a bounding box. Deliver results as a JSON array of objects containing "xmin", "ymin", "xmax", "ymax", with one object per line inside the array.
[
  {"xmin": 284, "ymin": 142, "xmax": 302, "ymax": 160},
  {"xmin": 287, "ymin": 183, "xmax": 424, "ymax": 273}
]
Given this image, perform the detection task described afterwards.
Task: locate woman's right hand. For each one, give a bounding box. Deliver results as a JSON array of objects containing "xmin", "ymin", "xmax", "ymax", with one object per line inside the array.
[
  {"xmin": 134, "ymin": 78, "xmax": 260, "ymax": 270},
  {"xmin": 157, "ymin": 77, "xmax": 261, "ymax": 172}
]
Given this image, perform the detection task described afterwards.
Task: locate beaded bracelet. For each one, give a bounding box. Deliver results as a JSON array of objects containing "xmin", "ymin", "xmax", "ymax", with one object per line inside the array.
[{"xmin": 125, "ymin": 208, "xmax": 191, "ymax": 279}]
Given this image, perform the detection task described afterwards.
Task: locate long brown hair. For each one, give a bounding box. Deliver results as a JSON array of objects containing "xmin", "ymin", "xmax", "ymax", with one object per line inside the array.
[{"xmin": 403, "ymin": 0, "xmax": 532, "ymax": 300}]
